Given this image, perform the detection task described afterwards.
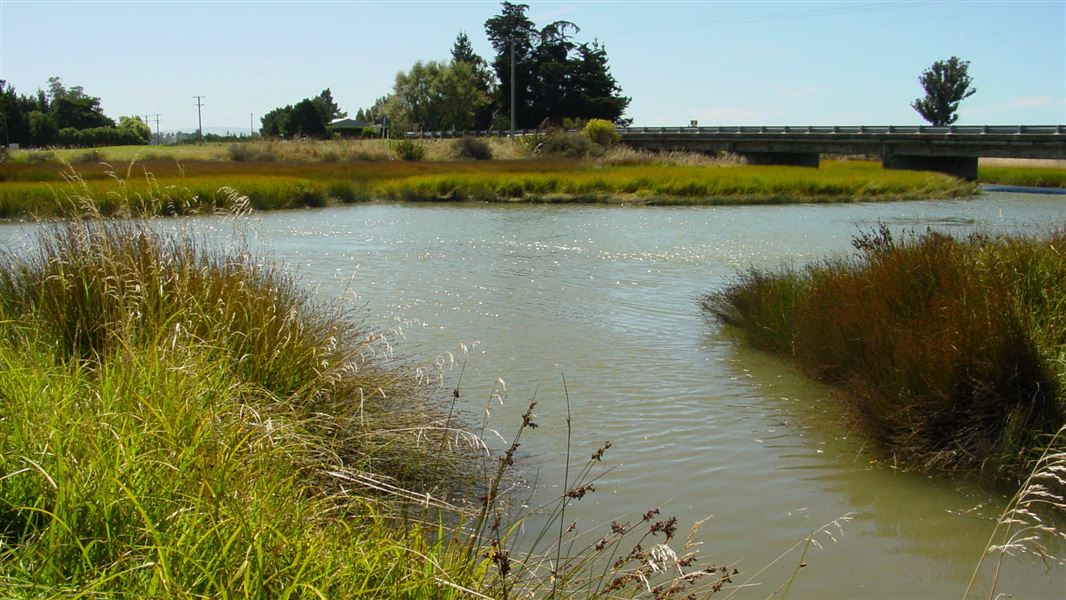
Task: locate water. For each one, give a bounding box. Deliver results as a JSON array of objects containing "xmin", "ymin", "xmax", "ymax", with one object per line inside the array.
[{"xmin": 2, "ymin": 193, "xmax": 1063, "ymax": 597}]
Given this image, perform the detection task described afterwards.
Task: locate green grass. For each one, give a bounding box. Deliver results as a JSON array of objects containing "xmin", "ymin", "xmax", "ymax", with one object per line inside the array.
[
  {"xmin": 979, "ymin": 165, "xmax": 1066, "ymax": 188},
  {"xmin": 0, "ymin": 186, "xmax": 739, "ymax": 596},
  {"xmin": 704, "ymin": 227, "xmax": 1066, "ymax": 479},
  {"xmin": 0, "ymin": 159, "xmax": 976, "ymax": 219},
  {"xmin": 0, "ymin": 212, "xmax": 506, "ymax": 595}
]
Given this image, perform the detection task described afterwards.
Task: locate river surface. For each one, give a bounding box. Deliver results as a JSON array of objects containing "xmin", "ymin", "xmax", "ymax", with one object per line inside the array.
[{"xmin": 2, "ymin": 192, "xmax": 1064, "ymax": 597}]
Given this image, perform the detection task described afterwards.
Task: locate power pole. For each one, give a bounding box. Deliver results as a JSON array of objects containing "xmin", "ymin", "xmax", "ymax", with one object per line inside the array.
[
  {"xmin": 250, "ymin": 113, "xmax": 254, "ymax": 138},
  {"xmin": 151, "ymin": 114, "xmax": 161, "ymax": 145},
  {"xmin": 509, "ymin": 36, "xmax": 516, "ymax": 138},
  {"xmin": 193, "ymin": 96, "xmax": 205, "ymax": 143}
]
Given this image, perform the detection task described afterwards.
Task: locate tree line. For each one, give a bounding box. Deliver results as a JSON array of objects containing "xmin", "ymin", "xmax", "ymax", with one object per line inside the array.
[
  {"xmin": 0, "ymin": 77, "xmax": 151, "ymax": 148},
  {"xmin": 262, "ymin": 1, "xmax": 631, "ymax": 138}
]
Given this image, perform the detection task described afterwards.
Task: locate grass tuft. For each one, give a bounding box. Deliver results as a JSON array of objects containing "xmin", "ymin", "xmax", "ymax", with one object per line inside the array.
[{"xmin": 704, "ymin": 226, "xmax": 1066, "ymax": 477}]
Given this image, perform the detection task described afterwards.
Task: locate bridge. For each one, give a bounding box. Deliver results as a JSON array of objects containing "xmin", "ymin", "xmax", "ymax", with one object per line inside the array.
[{"xmin": 408, "ymin": 125, "xmax": 1066, "ymax": 180}]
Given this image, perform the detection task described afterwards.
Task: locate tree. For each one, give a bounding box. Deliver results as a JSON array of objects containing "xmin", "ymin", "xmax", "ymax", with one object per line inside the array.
[
  {"xmin": 451, "ymin": 31, "xmax": 496, "ymax": 129},
  {"xmin": 260, "ymin": 88, "xmax": 342, "ymax": 138},
  {"xmin": 260, "ymin": 105, "xmax": 291, "ymax": 137},
  {"xmin": 483, "ymin": 1, "xmax": 629, "ymax": 128},
  {"xmin": 289, "ymin": 99, "xmax": 327, "ymax": 137},
  {"xmin": 911, "ymin": 56, "xmax": 977, "ymax": 126},
  {"xmin": 118, "ymin": 116, "xmax": 151, "ymax": 144},
  {"xmin": 313, "ymin": 88, "xmax": 346, "ymax": 123},
  {"xmin": 484, "ymin": 2, "xmax": 537, "ymax": 128},
  {"xmin": 386, "ymin": 60, "xmax": 490, "ymax": 132},
  {"xmin": 28, "ymin": 111, "xmax": 59, "ymax": 145}
]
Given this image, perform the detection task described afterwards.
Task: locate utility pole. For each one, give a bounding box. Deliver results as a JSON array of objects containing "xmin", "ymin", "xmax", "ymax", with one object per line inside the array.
[
  {"xmin": 193, "ymin": 96, "xmax": 205, "ymax": 143},
  {"xmin": 509, "ymin": 36, "xmax": 516, "ymax": 138},
  {"xmin": 250, "ymin": 113, "xmax": 254, "ymax": 138},
  {"xmin": 151, "ymin": 114, "xmax": 161, "ymax": 145}
]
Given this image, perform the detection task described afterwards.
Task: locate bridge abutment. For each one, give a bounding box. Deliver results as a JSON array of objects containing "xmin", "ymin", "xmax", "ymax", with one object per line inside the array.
[
  {"xmin": 738, "ymin": 152, "xmax": 820, "ymax": 168},
  {"xmin": 882, "ymin": 154, "xmax": 978, "ymax": 181}
]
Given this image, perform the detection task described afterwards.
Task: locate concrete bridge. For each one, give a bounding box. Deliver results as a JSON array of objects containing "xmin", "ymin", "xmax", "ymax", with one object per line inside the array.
[
  {"xmin": 408, "ymin": 125, "xmax": 1066, "ymax": 180},
  {"xmin": 617, "ymin": 125, "xmax": 1066, "ymax": 180}
]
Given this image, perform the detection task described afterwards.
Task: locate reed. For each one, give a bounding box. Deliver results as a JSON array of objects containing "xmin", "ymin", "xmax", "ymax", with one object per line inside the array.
[
  {"xmin": 704, "ymin": 226, "xmax": 1066, "ymax": 478},
  {"xmin": 0, "ymin": 177, "xmax": 752, "ymax": 597},
  {"xmin": 979, "ymin": 165, "xmax": 1066, "ymax": 188},
  {"xmin": 0, "ymin": 157, "xmax": 976, "ymax": 219}
]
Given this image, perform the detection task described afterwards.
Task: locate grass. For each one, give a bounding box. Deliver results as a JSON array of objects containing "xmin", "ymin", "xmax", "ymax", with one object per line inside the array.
[
  {"xmin": 0, "ymin": 212, "xmax": 499, "ymax": 595},
  {"xmin": 0, "ymin": 180, "xmax": 748, "ymax": 597},
  {"xmin": 0, "ymin": 157, "xmax": 976, "ymax": 219},
  {"xmin": 978, "ymin": 158, "xmax": 1066, "ymax": 188},
  {"xmin": 703, "ymin": 226, "xmax": 1066, "ymax": 479},
  {"xmin": 5, "ymin": 137, "xmax": 528, "ymax": 165}
]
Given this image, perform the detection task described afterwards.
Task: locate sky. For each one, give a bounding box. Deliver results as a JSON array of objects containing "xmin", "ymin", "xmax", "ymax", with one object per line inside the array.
[{"xmin": 1, "ymin": 0, "xmax": 1064, "ymax": 133}]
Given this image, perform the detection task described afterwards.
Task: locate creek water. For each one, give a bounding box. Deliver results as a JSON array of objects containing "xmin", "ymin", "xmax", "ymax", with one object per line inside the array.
[{"xmin": 2, "ymin": 192, "xmax": 1064, "ymax": 597}]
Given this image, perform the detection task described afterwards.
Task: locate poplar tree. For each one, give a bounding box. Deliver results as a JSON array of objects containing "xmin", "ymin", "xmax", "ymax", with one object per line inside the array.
[{"xmin": 911, "ymin": 56, "xmax": 977, "ymax": 126}]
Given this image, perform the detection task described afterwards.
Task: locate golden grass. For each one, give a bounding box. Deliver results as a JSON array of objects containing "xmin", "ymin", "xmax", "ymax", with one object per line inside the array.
[{"xmin": 0, "ymin": 159, "xmax": 977, "ymax": 219}]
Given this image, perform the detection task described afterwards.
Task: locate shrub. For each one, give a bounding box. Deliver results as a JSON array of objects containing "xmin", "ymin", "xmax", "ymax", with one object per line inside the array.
[
  {"xmin": 452, "ymin": 136, "xmax": 493, "ymax": 160},
  {"xmin": 227, "ymin": 142, "xmax": 277, "ymax": 162},
  {"xmin": 540, "ymin": 132, "xmax": 598, "ymax": 158},
  {"xmin": 583, "ymin": 118, "xmax": 620, "ymax": 146},
  {"xmin": 392, "ymin": 139, "xmax": 427, "ymax": 161}
]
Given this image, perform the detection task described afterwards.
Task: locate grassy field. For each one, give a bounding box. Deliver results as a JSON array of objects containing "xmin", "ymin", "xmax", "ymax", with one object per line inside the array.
[
  {"xmin": 978, "ymin": 158, "xmax": 1066, "ymax": 188},
  {"xmin": 0, "ymin": 154, "xmax": 977, "ymax": 219},
  {"xmin": 704, "ymin": 227, "xmax": 1066, "ymax": 480}
]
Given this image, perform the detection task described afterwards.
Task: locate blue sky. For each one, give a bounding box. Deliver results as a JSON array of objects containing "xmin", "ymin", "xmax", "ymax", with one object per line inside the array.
[{"xmin": 2, "ymin": 1, "xmax": 1063, "ymax": 132}]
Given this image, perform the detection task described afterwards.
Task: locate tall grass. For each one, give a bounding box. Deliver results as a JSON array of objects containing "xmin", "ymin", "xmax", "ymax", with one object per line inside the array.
[
  {"xmin": 0, "ymin": 210, "xmax": 509, "ymax": 594},
  {"xmin": 979, "ymin": 166, "xmax": 1066, "ymax": 188},
  {"xmin": 5, "ymin": 137, "xmax": 528, "ymax": 166},
  {"xmin": 0, "ymin": 179, "xmax": 752, "ymax": 597},
  {"xmin": 704, "ymin": 226, "xmax": 1066, "ymax": 477}
]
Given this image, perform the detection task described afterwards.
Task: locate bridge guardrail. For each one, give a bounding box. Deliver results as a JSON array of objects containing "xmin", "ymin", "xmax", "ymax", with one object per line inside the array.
[
  {"xmin": 616, "ymin": 125, "xmax": 1065, "ymax": 135},
  {"xmin": 404, "ymin": 125, "xmax": 1065, "ymax": 139}
]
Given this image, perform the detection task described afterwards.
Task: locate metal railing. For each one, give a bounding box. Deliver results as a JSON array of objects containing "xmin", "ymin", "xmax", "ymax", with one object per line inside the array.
[
  {"xmin": 617, "ymin": 125, "xmax": 1066, "ymax": 135},
  {"xmin": 405, "ymin": 125, "xmax": 1066, "ymax": 138}
]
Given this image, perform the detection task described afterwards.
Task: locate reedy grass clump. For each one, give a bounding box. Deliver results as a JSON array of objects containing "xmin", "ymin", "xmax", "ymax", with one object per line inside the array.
[
  {"xmin": 0, "ymin": 181, "xmax": 744, "ymax": 597},
  {"xmin": 380, "ymin": 161, "xmax": 975, "ymax": 204},
  {"xmin": 0, "ymin": 198, "xmax": 500, "ymax": 594},
  {"xmin": 704, "ymin": 227, "xmax": 1066, "ymax": 478}
]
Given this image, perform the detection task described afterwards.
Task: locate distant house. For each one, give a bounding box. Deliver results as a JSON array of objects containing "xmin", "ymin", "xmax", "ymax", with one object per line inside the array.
[{"xmin": 330, "ymin": 118, "xmax": 381, "ymax": 138}]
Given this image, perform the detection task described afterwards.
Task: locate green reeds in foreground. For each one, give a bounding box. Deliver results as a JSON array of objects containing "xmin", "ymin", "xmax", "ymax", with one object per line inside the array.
[
  {"xmin": 0, "ymin": 211, "xmax": 500, "ymax": 595},
  {"xmin": 0, "ymin": 188, "xmax": 743, "ymax": 596},
  {"xmin": 704, "ymin": 226, "xmax": 1066, "ymax": 478}
]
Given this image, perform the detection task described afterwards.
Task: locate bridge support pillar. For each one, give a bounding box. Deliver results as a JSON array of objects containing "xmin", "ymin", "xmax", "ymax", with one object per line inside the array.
[
  {"xmin": 739, "ymin": 152, "xmax": 820, "ymax": 168},
  {"xmin": 882, "ymin": 154, "xmax": 978, "ymax": 181}
]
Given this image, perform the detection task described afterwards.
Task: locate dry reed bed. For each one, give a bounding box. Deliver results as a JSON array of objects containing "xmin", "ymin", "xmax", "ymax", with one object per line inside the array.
[
  {"xmin": 704, "ymin": 227, "xmax": 1066, "ymax": 479},
  {"xmin": 0, "ymin": 159, "xmax": 976, "ymax": 219}
]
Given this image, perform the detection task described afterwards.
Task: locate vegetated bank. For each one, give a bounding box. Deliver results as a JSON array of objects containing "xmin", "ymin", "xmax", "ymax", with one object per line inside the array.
[
  {"xmin": 0, "ymin": 151, "xmax": 976, "ymax": 219},
  {"xmin": 703, "ymin": 227, "xmax": 1066, "ymax": 481},
  {"xmin": 0, "ymin": 200, "xmax": 729, "ymax": 596},
  {"xmin": 978, "ymin": 158, "xmax": 1066, "ymax": 189},
  {"xmin": 0, "ymin": 211, "xmax": 492, "ymax": 595}
]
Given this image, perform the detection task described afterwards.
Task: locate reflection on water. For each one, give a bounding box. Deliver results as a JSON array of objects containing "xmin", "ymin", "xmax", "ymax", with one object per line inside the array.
[{"xmin": 1, "ymin": 193, "xmax": 1063, "ymax": 597}]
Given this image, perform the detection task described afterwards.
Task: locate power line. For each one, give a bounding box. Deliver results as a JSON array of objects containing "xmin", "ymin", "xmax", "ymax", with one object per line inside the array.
[
  {"xmin": 193, "ymin": 96, "xmax": 205, "ymax": 143},
  {"xmin": 150, "ymin": 114, "xmax": 161, "ymax": 145}
]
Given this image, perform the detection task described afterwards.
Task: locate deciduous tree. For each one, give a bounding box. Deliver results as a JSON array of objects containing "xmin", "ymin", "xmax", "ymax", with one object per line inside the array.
[{"xmin": 911, "ymin": 56, "xmax": 977, "ymax": 126}]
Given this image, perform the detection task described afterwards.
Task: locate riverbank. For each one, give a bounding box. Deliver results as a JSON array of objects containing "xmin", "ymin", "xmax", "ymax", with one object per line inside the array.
[
  {"xmin": 703, "ymin": 227, "xmax": 1066, "ymax": 480},
  {"xmin": 0, "ymin": 156, "xmax": 977, "ymax": 219},
  {"xmin": 0, "ymin": 212, "xmax": 493, "ymax": 595},
  {"xmin": 0, "ymin": 200, "xmax": 723, "ymax": 596}
]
